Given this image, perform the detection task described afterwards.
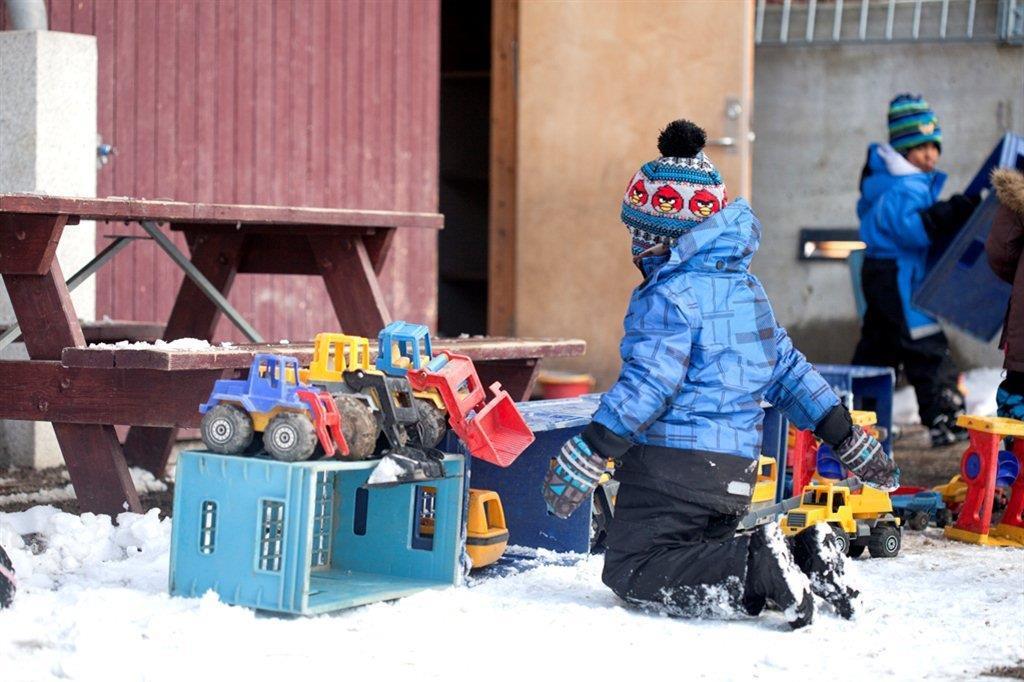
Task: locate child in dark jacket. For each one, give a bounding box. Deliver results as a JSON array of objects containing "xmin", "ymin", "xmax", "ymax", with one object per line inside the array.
[
  {"xmin": 987, "ymin": 168, "xmax": 1024, "ymax": 419},
  {"xmin": 852, "ymin": 94, "xmax": 978, "ymax": 447},
  {"xmin": 542, "ymin": 121, "xmax": 898, "ymax": 629}
]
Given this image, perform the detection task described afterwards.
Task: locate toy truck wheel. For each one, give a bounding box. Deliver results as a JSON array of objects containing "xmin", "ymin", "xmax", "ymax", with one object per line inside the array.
[
  {"xmin": 264, "ymin": 412, "xmax": 317, "ymax": 462},
  {"xmin": 412, "ymin": 398, "xmax": 447, "ymax": 449},
  {"xmin": 868, "ymin": 525, "xmax": 901, "ymax": 558},
  {"xmin": 828, "ymin": 524, "xmax": 851, "ymax": 556},
  {"xmin": 332, "ymin": 393, "xmax": 380, "ymax": 460},
  {"xmin": 201, "ymin": 404, "xmax": 254, "ymax": 454},
  {"xmin": 908, "ymin": 511, "xmax": 930, "ymax": 531},
  {"xmin": 935, "ymin": 507, "xmax": 952, "ymax": 528},
  {"xmin": 847, "ymin": 543, "xmax": 866, "ymax": 558}
]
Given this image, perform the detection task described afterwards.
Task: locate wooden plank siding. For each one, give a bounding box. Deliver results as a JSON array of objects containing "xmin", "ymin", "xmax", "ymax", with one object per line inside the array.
[{"xmin": 3, "ymin": 0, "xmax": 440, "ymax": 341}]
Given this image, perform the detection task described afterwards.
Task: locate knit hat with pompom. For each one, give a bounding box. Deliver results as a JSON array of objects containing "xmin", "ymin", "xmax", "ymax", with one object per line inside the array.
[{"xmin": 621, "ymin": 120, "xmax": 727, "ymax": 255}]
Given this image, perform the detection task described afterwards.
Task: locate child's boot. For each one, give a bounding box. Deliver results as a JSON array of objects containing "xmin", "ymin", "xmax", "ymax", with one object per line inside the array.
[
  {"xmin": 743, "ymin": 522, "xmax": 814, "ymax": 629},
  {"xmin": 787, "ymin": 524, "xmax": 858, "ymax": 619}
]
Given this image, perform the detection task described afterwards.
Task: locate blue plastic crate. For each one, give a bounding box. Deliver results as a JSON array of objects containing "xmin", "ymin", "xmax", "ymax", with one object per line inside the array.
[
  {"xmin": 815, "ymin": 364, "xmax": 895, "ymax": 455},
  {"xmin": 169, "ymin": 451, "xmax": 466, "ymax": 616},
  {"xmin": 467, "ymin": 395, "xmax": 790, "ymax": 554},
  {"xmin": 913, "ymin": 133, "xmax": 1023, "ymax": 341}
]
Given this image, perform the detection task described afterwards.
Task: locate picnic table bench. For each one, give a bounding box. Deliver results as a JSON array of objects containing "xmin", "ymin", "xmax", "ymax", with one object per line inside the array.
[{"xmin": 0, "ymin": 193, "xmax": 585, "ymax": 517}]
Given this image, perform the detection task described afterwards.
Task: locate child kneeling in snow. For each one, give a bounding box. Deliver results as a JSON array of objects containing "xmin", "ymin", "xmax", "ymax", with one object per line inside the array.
[{"xmin": 542, "ymin": 121, "xmax": 898, "ymax": 629}]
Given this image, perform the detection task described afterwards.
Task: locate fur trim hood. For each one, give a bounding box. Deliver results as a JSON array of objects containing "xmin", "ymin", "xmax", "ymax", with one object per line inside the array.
[{"xmin": 993, "ymin": 168, "xmax": 1024, "ymax": 215}]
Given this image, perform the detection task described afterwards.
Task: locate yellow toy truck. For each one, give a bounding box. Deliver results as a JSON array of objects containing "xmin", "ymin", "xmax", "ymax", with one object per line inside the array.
[
  {"xmin": 750, "ymin": 455, "xmax": 779, "ymax": 511},
  {"xmin": 781, "ymin": 481, "xmax": 902, "ymax": 558}
]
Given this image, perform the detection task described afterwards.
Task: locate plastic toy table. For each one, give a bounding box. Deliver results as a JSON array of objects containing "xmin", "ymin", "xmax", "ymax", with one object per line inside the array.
[{"xmin": 0, "ymin": 193, "xmax": 585, "ymax": 517}]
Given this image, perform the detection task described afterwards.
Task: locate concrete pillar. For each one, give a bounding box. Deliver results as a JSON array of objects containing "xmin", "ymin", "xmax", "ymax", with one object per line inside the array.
[{"xmin": 0, "ymin": 30, "xmax": 98, "ymax": 468}]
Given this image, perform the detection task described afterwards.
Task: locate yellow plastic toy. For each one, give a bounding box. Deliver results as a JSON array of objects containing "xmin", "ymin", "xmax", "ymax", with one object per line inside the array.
[
  {"xmin": 781, "ymin": 480, "xmax": 901, "ymax": 558},
  {"xmin": 419, "ymin": 488, "xmax": 509, "ymax": 569},
  {"xmin": 464, "ymin": 489, "xmax": 510, "ymax": 568},
  {"xmin": 750, "ymin": 455, "xmax": 778, "ymax": 511}
]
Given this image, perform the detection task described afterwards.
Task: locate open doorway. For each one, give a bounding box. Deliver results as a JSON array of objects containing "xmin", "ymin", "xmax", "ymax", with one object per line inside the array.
[{"xmin": 437, "ymin": 0, "xmax": 491, "ymax": 336}]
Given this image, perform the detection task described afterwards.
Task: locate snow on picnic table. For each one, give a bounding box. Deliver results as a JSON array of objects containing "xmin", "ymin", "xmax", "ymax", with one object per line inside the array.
[{"xmin": 0, "ymin": 507, "xmax": 1021, "ymax": 681}]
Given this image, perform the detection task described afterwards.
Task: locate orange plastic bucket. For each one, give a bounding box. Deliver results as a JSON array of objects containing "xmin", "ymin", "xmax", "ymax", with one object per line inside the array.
[{"xmin": 538, "ymin": 371, "xmax": 595, "ymax": 400}]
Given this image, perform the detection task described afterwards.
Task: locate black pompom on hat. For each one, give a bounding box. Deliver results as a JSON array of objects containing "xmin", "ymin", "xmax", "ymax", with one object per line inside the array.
[{"xmin": 657, "ymin": 120, "xmax": 707, "ymax": 158}]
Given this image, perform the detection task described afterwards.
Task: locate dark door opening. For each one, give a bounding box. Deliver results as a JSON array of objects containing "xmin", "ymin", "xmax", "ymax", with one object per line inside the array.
[{"xmin": 438, "ymin": 0, "xmax": 491, "ymax": 336}]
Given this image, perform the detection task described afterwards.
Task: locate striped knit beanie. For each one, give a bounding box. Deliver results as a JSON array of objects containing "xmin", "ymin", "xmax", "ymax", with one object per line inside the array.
[
  {"xmin": 888, "ymin": 94, "xmax": 942, "ymax": 153},
  {"xmin": 622, "ymin": 120, "xmax": 727, "ymax": 256}
]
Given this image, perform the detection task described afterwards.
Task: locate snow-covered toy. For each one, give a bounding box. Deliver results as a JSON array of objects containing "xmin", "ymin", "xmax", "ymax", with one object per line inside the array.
[
  {"xmin": 944, "ymin": 415, "xmax": 1024, "ymax": 547},
  {"xmin": 0, "ymin": 544, "xmax": 15, "ymax": 608},
  {"xmin": 780, "ymin": 480, "xmax": 901, "ymax": 558},
  {"xmin": 170, "ymin": 450, "xmax": 466, "ymax": 615},
  {"xmin": 199, "ymin": 354, "xmax": 348, "ymax": 462}
]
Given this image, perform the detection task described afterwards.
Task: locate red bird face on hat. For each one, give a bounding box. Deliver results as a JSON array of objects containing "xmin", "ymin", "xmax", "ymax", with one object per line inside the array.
[
  {"xmin": 652, "ymin": 185, "xmax": 683, "ymax": 214},
  {"xmin": 689, "ymin": 189, "xmax": 720, "ymax": 218},
  {"xmin": 628, "ymin": 180, "xmax": 648, "ymax": 207}
]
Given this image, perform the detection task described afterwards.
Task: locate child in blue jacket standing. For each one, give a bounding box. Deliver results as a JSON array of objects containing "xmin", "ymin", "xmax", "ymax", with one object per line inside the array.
[
  {"xmin": 542, "ymin": 121, "xmax": 898, "ymax": 629},
  {"xmin": 852, "ymin": 95, "xmax": 978, "ymax": 446}
]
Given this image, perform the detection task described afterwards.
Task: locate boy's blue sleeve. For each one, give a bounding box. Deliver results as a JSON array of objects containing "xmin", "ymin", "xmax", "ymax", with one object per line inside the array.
[
  {"xmin": 592, "ymin": 291, "xmax": 692, "ymax": 440},
  {"xmin": 763, "ymin": 325, "xmax": 840, "ymax": 431},
  {"xmin": 877, "ymin": 184, "xmax": 933, "ymax": 250}
]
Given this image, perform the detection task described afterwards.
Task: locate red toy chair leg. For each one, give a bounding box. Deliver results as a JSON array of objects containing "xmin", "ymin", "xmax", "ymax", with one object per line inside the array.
[
  {"xmin": 946, "ymin": 429, "xmax": 1002, "ymax": 542},
  {"xmin": 790, "ymin": 429, "xmax": 819, "ymax": 494},
  {"xmin": 992, "ymin": 439, "xmax": 1024, "ymax": 544}
]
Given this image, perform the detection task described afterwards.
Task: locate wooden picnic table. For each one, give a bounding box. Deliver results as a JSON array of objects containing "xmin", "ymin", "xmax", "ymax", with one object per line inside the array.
[{"xmin": 0, "ymin": 193, "xmax": 586, "ymax": 517}]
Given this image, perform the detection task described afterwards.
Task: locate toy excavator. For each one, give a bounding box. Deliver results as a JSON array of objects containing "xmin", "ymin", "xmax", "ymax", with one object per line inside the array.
[{"xmin": 377, "ymin": 321, "xmax": 534, "ymax": 468}]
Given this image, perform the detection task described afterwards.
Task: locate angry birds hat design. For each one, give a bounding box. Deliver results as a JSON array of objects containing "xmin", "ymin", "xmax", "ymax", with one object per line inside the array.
[{"xmin": 622, "ymin": 119, "xmax": 727, "ymax": 256}]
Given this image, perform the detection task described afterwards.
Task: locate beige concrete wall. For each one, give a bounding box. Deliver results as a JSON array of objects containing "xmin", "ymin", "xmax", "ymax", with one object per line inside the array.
[{"xmin": 515, "ymin": 0, "xmax": 755, "ymax": 388}]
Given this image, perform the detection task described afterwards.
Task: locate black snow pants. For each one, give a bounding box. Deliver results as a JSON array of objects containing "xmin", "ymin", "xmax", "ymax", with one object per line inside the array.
[
  {"xmin": 601, "ymin": 483, "xmax": 751, "ymax": 618},
  {"xmin": 852, "ymin": 257, "xmax": 962, "ymax": 426}
]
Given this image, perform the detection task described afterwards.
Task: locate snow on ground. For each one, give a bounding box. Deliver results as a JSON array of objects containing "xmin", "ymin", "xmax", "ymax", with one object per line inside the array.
[
  {"xmin": 0, "ymin": 507, "xmax": 1020, "ymax": 681},
  {"xmin": 894, "ymin": 367, "xmax": 1003, "ymax": 425},
  {"xmin": 0, "ymin": 469, "xmax": 166, "ymax": 509}
]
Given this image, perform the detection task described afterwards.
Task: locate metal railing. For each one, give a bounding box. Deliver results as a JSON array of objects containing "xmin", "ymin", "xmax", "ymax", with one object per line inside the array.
[{"xmin": 755, "ymin": 0, "xmax": 1023, "ymax": 45}]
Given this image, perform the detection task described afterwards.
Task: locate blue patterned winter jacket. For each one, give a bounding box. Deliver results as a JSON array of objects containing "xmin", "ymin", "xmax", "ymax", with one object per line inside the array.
[{"xmin": 592, "ymin": 199, "xmax": 839, "ymax": 462}]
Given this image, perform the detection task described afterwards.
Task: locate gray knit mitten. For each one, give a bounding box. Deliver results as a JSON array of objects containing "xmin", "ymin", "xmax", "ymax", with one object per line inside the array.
[{"xmin": 834, "ymin": 425, "xmax": 900, "ymax": 492}]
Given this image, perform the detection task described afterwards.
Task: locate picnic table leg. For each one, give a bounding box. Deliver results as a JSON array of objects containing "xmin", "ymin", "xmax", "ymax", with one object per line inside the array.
[
  {"xmin": 311, "ymin": 235, "xmax": 392, "ymax": 337},
  {"xmin": 123, "ymin": 232, "xmax": 246, "ymax": 477},
  {"xmin": 474, "ymin": 358, "xmax": 541, "ymax": 402},
  {"xmin": 3, "ymin": 262, "xmax": 142, "ymax": 516}
]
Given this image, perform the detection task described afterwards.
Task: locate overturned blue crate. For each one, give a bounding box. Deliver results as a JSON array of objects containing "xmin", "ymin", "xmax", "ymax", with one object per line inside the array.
[
  {"xmin": 913, "ymin": 132, "xmax": 1022, "ymax": 341},
  {"xmin": 169, "ymin": 451, "xmax": 465, "ymax": 616},
  {"xmin": 815, "ymin": 364, "xmax": 895, "ymax": 456},
  {"xmin": 468, "ymin": 395, "xmax": 790, "ymax": 554}
]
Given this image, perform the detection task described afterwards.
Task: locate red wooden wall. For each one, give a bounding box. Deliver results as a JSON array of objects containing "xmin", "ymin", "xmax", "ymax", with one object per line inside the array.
[{"xmin": 7, "ymin": 0, "xmax": 440, "ymax": 341}]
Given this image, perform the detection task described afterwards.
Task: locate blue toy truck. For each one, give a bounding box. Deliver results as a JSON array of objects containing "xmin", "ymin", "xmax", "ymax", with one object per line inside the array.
[
  {"xmin": 199, "ymin": 353, "xmax": 347, "ymax": 462},
  {"xmin": 890, "ymin": 489, "xmax": 952, "ymax": 530}
]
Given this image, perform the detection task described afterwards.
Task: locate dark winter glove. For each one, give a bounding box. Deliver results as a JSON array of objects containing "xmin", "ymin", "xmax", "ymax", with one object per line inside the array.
[
  {"xmin": 542, "ymin": 434, "xmax": 609, "ymax": 519},
  {"xmin": 814, "ymin": 404, "xmax": 899, "ymax": 492},
  {"xmin": 833, "ymin": 425, "xmax": 900, "ymax": 492},
  {"xmin": 921, "ymin": 193, "xmax": 980, "ymax": 241}
]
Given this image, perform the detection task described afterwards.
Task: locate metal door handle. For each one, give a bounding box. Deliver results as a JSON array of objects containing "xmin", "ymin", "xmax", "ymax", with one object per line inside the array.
[{"xmin": 707, "ymin": 131, "xmax": 756, "ymax": 147}]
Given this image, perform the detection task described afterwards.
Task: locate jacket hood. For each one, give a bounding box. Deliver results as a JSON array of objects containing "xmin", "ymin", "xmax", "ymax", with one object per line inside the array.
[
  {"xmin": 993, "ymin": 168, "xmax": 1024, "ymax": 215},
  {"xmin": 650, "ymin": 199, "xmax": 760, "ymax": 278},
  {"xmin": 860, "ymin": 143, "xmax": 945, "ymax": 204}
]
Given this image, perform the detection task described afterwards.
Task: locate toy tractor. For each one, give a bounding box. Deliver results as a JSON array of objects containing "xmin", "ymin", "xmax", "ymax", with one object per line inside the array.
[
  {"xmin": 379, "ymin": 321, "xmax": 534, "ymax": 467},
  {"xmin": 781, "ymin": 481, "xmax": 902, "ymax": 558},
  {"xmin": 301, "ymin": 333, "xmax": 448, "ymax": 459},
  {"xmin": 199, "ymin": 353, "xmax": 348, "ymax": 462}
]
